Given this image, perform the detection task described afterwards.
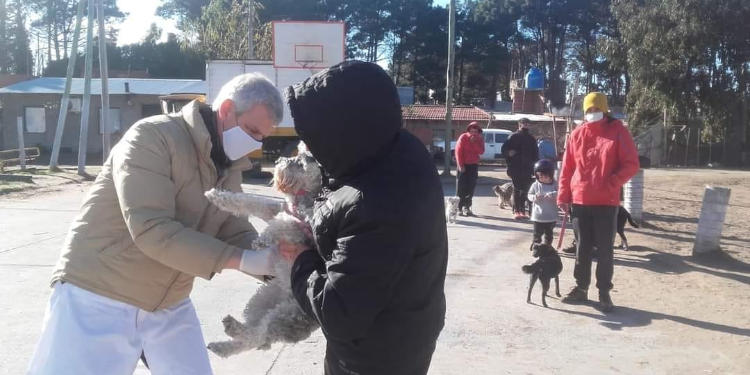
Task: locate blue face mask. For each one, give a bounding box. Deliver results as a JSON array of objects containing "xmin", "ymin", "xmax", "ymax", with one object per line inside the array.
[{"xmin": 222, "ymin": 125, "xmax": 263, "ymax": 160}]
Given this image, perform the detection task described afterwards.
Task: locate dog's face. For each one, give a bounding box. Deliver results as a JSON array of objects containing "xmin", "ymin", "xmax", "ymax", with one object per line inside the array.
[
  {"xmin": 273, "ymin": 151, "xmax": 322, "ymax": 196},
  {"xmin": 531, "ymin": 243, "xmax": 557, "ymax": 258},
  {"xmin": 446, "ymin": 196, "xmax": 459, "ymax": 212},
  {"xmin": 493, "ymin": 183, "xmax": 513, "ymax": 198}
]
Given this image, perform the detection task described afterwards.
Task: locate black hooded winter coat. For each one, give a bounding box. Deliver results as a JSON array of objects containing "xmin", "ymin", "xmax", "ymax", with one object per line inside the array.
[{"xmin": 286, "ymin": 61, "xmax": 448, "ymax": 375}]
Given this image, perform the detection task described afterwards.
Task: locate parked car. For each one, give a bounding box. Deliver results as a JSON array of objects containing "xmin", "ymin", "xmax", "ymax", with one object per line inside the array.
[{"xmin": 432, "ymin": 129, "xmax": 512, "ymax": 162}]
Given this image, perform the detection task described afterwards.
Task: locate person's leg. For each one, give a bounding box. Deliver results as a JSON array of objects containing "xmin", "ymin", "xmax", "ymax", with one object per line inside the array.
[
  {"xmin": 465, "ymin": 164, "xmax": 479, "ymax": 213},
  {"xmin": 140, "ymin": 298, "xmax": 213, "ymax": 375},
  {"xmin": 563, "ymin": 205, "xmax": 594, "ymax": 302},
  {"xmin": 456, "ymin": 170, "xmax": 469, "ymax": 211},
  {"xmin": 591, "ymin": 205, "xmax": 618, "ymax": 311},
  {"xmin": 532, "ymin": 222, "xmax": 543, "ymax": 244},
  {"xmin": 519, "ymin": 176, "xmax": 534, "ymax": 216},
  {"xmin": 510, "ymin": 174, "xmax": 525, "ymax": 214},
  {"xmin": 27, "ymin": 283, "xmax": 142, "ymax": 375},
  {"xmin": 543, "ymin": 222, "xmax": 554, "ymax": 245}
]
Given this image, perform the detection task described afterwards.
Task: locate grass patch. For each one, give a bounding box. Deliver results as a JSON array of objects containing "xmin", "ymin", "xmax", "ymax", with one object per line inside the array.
[{"xmin": 0, "ymin": 179, "xmax": 34, "ymax": 195}]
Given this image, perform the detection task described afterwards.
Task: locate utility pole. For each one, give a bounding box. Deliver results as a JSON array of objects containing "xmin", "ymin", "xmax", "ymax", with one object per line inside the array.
[
  {"xmin": 49, "ymin": 0, "xmax": 85, "ymax": 170},
  {"xmin": 248, "ymin": 0, "xmax": 255, "ymax": 59},
  {"xmin": 97, "ymin": 0, "xmax": 111, "ymax": 160},
  {"xmin": 77, "ymin": 0, "xmax": 95, "ymax": 176},
  {"xmin": 442, "ymin": 0, "xmax": 456, "ymax": 176}
]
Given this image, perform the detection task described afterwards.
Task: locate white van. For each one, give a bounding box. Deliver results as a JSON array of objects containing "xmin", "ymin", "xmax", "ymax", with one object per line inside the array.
[
  {"xmin": 432, "ymin": 128, "xmax": 513, "ymax": 161},
  {"xmin": 481, "ymin": 129, "xmax": 512, "ymax": 160}
]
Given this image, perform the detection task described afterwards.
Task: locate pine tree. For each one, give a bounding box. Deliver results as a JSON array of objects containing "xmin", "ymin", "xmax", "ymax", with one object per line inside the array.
[{"xmin": 7, "ymin": 0, "xmax": 33, "ymax": 74}]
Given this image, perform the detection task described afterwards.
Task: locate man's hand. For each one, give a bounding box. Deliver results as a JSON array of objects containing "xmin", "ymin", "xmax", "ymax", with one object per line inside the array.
[
  {"xmin": 224, "ymin": 249, "xmax": 243, "ymax": 270},
  {"xmin": 558, "ymin": 202, "xmax": 570, "ymax": 212},
  {"xmin": 279, "ymin": 240, "xmax": 309, "ymax": 263},
  {"xmin": 508, "ymin": 150, "xmax": 517, "ymax": 157},
  {"xmin": 536, "ymin": 193, "xmax": 544, "ymax": 200},
  {"xmin": 457, "ymin": 165, "xmax": 464, "ymax": 173}
]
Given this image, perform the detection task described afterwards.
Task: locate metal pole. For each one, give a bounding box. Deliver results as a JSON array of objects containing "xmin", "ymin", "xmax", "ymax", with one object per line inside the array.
[
  {"xmin": 77, "ymin": 0, "xmax": 95, "ymax": 176},
  {"xmin": 684, "ymin": 128, "xmax": 690, "ymax": 166},
  {"xmin": 697, "ymin": 128, "xmax": 701, "ymax": 166},
  {"xmin": 50, "ymin": 0, "xmax": 85, "ymax": 170},
  {"xmin": 552, "ymin": 115, "xmax": 558, "ymax": 156},
  {"xmin": 663, "ymin": 107, "xmax": 668, "ymax": 164},
  {"xmin": 16, "ymin": 116, "xmax": 25, "ymax": 170},
  {"xmin": 442, "ymin": 0, "xmax": 456, "ymax": 176},
  {"xmin": 248, "ymin": 0, "xmax": 255, "ymax": 59},
  {"xmin": 97, "ymin": 0, "xmax": 111, "ymax": 160}
]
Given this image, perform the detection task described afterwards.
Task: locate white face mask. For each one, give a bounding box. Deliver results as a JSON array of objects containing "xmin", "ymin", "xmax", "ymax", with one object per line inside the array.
[
  {"xmin": 222, "ymin": 125, "xmax": 263, "ymax": 161},
  {"xmin": 585, "ymin": 112, "xmax": 604, "ymax": 122}
]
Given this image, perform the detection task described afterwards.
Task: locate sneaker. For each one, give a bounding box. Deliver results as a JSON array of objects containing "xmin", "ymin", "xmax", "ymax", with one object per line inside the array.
[
  {"xmin": 562, "ymin": 243, "xmax": 576, "ymax": 254},
  {"xmin": 514, "ymin": 212, "xmax": 524, "ymax": 220},
  {"xmin": 598, "ymin": 291, "xmax": 614, "ymax": 313},
  {"xmin": 561, "ymin": 286, "xmax": 588, "ymax": 303},
  {"xmin": 458, "ymin": 209, "xmax": 466, "ymax": 217},
  {"xmin": 464, "ymin": 207, "xmax": 475, "ymax": 217}
]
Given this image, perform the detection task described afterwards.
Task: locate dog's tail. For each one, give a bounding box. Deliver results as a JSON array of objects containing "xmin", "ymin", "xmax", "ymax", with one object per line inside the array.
[
  {"xmin": 624, "ymin": 209, "xmax": 640, "ymax": 228},
  {"xmin": 522, "ymin": 264, "xmax": 534, "ymax": 274}
]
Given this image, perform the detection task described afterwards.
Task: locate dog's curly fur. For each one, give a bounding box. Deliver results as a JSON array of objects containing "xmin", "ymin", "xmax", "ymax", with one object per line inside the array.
[
  {"xmin": 445, "ymin": 196, "xmax": 459, "ymax": 224},
  {"xmin": 205, "ymin": 144, "xmax": 321, "ymax": 357},
  {"xmin": 492, "ymin": 182, "xmax": 514, "ymax": 209}
]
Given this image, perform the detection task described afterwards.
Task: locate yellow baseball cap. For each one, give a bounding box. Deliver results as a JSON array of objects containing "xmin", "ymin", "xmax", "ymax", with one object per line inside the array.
[{"xmin": 583, "ymin": 92, "xmax": 609, "ymax": 114}]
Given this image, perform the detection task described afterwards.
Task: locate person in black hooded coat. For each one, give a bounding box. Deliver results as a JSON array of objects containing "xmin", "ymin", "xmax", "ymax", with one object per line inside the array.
[
  {"xmin": 501, "ymin": 118, "xmax": 539, "ymax": 218},
  {"xmin": 284, "ymin": 61, "xmax": 448, "ymax": 375}
]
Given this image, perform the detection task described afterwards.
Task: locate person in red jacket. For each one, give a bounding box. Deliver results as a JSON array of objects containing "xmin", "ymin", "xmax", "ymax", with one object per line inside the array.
[
  {"xmin": 455, "ymin": 122, "xmax": 485, "ymax": 216},
  {"xmin": 557, "ymin": 92, "xmax": 639, "ymax": 312}
]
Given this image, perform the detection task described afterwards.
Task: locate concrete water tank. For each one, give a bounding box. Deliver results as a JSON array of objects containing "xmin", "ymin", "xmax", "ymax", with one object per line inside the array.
[{"xmin": 525, "ymin": 67, "xmax": 544, "ymax": 89}]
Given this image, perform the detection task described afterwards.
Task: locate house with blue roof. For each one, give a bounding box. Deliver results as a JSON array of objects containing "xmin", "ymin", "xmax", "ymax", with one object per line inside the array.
[{"xmin": 0, "ymin": 77, "xmax": 205, "ymax": 155}]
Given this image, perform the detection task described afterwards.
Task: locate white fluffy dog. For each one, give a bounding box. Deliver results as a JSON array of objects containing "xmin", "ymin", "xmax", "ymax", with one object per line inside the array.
[
  {"xmin": 205, "ymin": 144, "xmax": 322, "ymax": 357},
  {"xmin": 445, "ymin": 196, "xmax": 460, "ymax": 224}
]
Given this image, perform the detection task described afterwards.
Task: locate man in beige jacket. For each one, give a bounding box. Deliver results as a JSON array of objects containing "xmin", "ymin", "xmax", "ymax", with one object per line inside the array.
[{"xmin": 28, "ymin": 73, "xmax": 287, "ymax": 375}]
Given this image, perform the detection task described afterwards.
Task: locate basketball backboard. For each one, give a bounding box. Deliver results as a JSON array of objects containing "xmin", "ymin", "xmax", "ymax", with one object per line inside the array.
[{"xmin": 272, "ymin": 21, "xmax": 346, "ymax": 69}]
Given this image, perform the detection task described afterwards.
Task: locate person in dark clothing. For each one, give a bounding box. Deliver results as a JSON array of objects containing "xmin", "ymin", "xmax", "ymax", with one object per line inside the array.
[
  {"xmin": 501, "ymin": 117, "xmax": 539, "ymax": 220},
  {"xmin": 283, "ymin": 61, "xmax": 448, "ymax": 375},
  {"xmin": 455, "ymin": 122, "xmax": 485, "ymax": 216}
]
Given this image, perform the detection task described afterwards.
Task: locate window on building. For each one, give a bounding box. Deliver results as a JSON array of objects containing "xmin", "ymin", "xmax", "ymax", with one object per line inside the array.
[
  {"xmin": 142, "ymin": 104, "xmax": 161, "ymax": 118},
  {"xmin": 99, "ymin": 107, "xmax": 121, "ymax": 134},
  {"xmin": 24, "ymin": 107, "xmax": 46, "ymax": 133}
]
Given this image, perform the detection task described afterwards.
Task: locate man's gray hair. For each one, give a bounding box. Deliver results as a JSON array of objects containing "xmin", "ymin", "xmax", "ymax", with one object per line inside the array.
[{"xmin": 212, "ymin": 73, "xmax": 284, "ymax": 124}]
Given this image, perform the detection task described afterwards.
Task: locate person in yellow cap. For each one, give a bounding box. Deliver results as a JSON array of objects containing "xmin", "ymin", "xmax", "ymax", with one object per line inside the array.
[{"xmin": 556, "ymin": 92, "xmax": 640, "ymax": 313}]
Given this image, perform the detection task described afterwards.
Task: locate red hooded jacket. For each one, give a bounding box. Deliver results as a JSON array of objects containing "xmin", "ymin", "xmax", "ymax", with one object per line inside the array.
[
  {"xmin": 455, "ymin": 124, "xmax": 485, "ymax": 168},
  {"xmin": 557, "ymin": 117, "xmax": 640, "ymax": 206}
]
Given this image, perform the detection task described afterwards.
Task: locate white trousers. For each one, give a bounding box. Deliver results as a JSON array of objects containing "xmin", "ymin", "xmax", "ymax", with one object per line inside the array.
[{"xmin": 27, "ymin": 282, "xmax": 213, "ymax": 375}]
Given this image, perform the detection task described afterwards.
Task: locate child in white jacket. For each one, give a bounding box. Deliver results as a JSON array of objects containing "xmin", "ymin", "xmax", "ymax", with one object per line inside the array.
[{"xmin": 528, "ymin": 159, "xmax": 558, "ymax": 246}]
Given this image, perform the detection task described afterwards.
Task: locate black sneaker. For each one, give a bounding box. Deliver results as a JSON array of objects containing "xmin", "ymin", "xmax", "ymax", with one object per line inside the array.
[
  {"xmin": 562, "ymin": 243, "xmax": 576, "ymax": 254},
  {"xmin": 464, "ymin": 207, "xmax": 475, "ymax": 217},
  {"xmin": 561, "ymin": 287, "xmax": 588, "ymax": 303},
  {"xmin": 599, "ymin": 291, "xmax": 614, "ymax": 313}
]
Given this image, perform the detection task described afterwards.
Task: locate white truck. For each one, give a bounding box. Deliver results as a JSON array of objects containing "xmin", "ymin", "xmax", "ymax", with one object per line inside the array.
[{"xmin": 205, "ymin": 59, "xmax": 324, "ymax": 159}]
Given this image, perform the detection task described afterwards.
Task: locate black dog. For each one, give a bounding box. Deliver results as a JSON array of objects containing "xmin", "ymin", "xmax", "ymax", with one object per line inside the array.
[
  {"xmin": 617, "ymin": 206, "xmax": 639, "ymax": 251},
  {"xmin": 522, "ymin": 243, "xmax": 563, "ymax": 307}
]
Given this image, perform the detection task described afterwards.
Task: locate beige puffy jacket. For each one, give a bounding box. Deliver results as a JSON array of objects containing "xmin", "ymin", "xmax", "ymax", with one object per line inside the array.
[{"xmin": 51, "ymin": 101, "xmax": 256, "ymax": 311}]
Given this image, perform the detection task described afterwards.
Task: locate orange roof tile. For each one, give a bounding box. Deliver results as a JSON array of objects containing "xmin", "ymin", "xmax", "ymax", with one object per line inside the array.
[{"xmin": 402, "ymin": 105, "xmax": 490, "ymax": 121}]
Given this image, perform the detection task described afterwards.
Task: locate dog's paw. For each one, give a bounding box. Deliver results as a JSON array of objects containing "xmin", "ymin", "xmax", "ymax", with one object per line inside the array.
[{"xmin": 221, "ymin": 315, "xmax": 246, "ymax": 338}]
